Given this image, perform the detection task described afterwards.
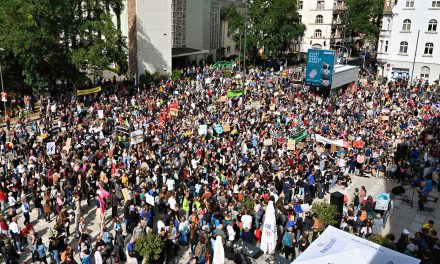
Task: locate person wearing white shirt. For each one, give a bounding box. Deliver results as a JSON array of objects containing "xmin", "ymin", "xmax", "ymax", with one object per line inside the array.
[
  {"xmin": 157, "ymin": 219, "xmax": 165, "ymax": 232},
  {"xmin": 9, "ymin": 217, "xmax": 22, "ymax": 252},
  {"xmin": 241, "ymin": 214, "xmax": 253, "ymax": 230},
  {"xmin": 94, "ymin": 246, "xmax": 103, "ymax": 264},
  {"xmin": 168, "ymin": 195, "xmax": 177, "ymax": 211},
  {"xmin": 166, "ymin": 177, "xmax": 175, "ymax": 191}
]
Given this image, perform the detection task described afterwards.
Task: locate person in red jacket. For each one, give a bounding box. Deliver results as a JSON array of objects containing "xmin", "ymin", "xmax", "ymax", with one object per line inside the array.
[{"xmin": 0, "ymin": 188, "xmax": 6, "ymax": 212}]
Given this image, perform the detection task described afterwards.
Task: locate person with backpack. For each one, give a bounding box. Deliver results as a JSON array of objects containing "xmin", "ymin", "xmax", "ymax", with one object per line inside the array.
[
  {"xmin": 33, "ymin": 238, "xmax": 48, "ymax": 264},
  {"xmin": 282, "ymin": 226, "xmax": 296, "ymax": 260},
  {"xmin": 353, "ymin": 188, "xmax": 360, "ymax": 212}
]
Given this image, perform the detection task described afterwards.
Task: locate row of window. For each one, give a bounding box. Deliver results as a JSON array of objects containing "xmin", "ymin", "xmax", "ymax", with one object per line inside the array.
[
  {"xmin": 297, "ymin": 1, "xmax": 344, "ymax": 11},
  {"xmin": 402, "ymin": 19, "xmax": 437, "ymax": 32},
  {"xmin": 399, "ymin": 42, "xmax": 434, "ymax": 55},
  {"xmin": 406, "ymin": 0, "xmax": 440, "ymax": 8}
]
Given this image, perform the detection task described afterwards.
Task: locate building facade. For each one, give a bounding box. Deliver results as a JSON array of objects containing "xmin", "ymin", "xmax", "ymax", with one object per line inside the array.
[
  {"xmin": 297, "ymin": 0, "xmax": 345, "ymax": 53},
  {"xmin": 119, "ymin": 0, "xmax": 220, "ymax": 78},
  {"xmin": 377, "ymin": 0, "xmax": 440, "ymax": 83}
]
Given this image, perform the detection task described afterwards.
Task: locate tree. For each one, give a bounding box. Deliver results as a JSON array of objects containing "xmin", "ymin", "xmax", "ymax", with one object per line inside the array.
[
  {"xmin": 223, "ymin": 0, "xmax": 305, "ymax": 59},
  {"xmin": 311, "ymin": 201, "xmax": 339, "ymax": 227},
  {"xmin": 345, "ymin": 0, "xmax": 384, "ymax": 47},
  {"xmin": 0, "ymin": 0, "xmax": 127, "ymax": 91},
  {"xmin": 135, "ymin": 232, "xmax": 162, "ymax": 263}
]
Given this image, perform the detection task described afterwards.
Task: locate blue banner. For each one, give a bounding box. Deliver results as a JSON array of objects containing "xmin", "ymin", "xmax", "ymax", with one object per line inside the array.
[{"xmin": 305, "ymin": 49, "xmax": 336, "ymax": 89}]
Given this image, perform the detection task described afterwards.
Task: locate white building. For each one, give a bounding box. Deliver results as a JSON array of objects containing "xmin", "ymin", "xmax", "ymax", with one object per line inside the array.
[
  {"xmin": 117, "ymin": 0, "xmax": 220, "ymax": 78},
  {"xmin": 297, "ymin": 0, "xmax": 345, "ymax": 53},
  {"xmin": 377, "ymin": 0, "xmax": 440, "ymax": 83}
]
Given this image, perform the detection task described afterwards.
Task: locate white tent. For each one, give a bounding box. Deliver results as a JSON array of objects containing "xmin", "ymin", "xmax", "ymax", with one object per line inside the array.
[
  {"xmin": 213, "ymin": 236, "xmax": 225, "ymax": 264},
  {"xmin": 292, "ymin": 226, "xmax": 420, "ymax": 264},
  {"xmin": 260, "ymin": 201, "xmax": 277, "ymax": 254}
]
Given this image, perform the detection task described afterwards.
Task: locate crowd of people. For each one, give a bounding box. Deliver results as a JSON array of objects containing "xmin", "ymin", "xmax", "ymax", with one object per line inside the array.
[{"xmin": 0, "ymin": 63, "xmax": 438, "ymax": 264}]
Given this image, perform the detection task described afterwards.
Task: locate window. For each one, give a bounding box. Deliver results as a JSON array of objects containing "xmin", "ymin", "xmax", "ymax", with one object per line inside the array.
[
  {"xmin": 405, "ymin": 0, "xmax": 414, "ymax": 7},
  {"xmin": 420, "ymin": 66, "xmax": 430, "ymax": 79},
  {"xmin": 428, "ymin": 19, "xmax": 438, "ymax": 32},
  {"xmin": 317, "ymin": 0, "xmax": 325, "ymax": 10},
  {"xmin": 316, "ymin": 15, "xmax": 323, "ymax": 24},
  {"xmin": 424, "ymin": 43, "xmax": 434, "ymax": 55},
  {"xmin": 400, "ymin": 41, "xmax": 408, "ymax": 53},
  {"xmin": 379, "ymin": 40, "xmax": 384, "ymax": 52},
  {"xmin": 402, "ymin": 19, "xmax": 411, "ymax": 31},
  {"xmin": 314, "ymin": 29, "xmax": 322, "ymax": 38},
  {"xmin": 385, "ymin": 41, "xmax": 389, "ymax": 52},
  {"xmin": 226, "ymin": 46, "xmax": 231, "ymax": 53},
  {"xmin": 433, "ymin": 1, "xmax": 440, "ymax": 8},
  {"xmin": 298, "ymin": 1, "xmax": 303, "ymax": 10}
]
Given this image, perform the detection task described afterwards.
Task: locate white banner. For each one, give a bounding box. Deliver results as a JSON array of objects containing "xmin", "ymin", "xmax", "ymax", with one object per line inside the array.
[
  {"xmin": 46, "ymin": 142, "xmax": 56, "ymax": 155},
  {"xmin": 314, "ymin": 134, "xmax": 345, "ymax": 147}
]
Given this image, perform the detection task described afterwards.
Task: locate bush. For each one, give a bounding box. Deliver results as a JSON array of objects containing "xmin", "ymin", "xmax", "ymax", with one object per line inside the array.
[
  {"xmin": 171, "ymin": 69, "xmax": 182, "ymax": 83},
  {"xmin": 135, "ymin": 232, "xmax": 162, "ymax": 263},
  {"xmin": 139, "ymin": 70, "xmax": 168, "ymax": 86},
  {"xmin": 311, "ymin": 201, "xmax": 338, "ymax": 227},
  {"xmin": 242, "ymin": 199, "xmax": 255, "ymax": 215},
  {"xmin": 368, "ymin": 235, "xmax": 397, "ymax": 250}
]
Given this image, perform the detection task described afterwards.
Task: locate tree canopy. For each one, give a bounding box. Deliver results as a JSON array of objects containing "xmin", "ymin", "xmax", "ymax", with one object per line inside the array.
[
  {"xmin": 0, "ymin": 0, "xmax": 127, "ymax": 91},
  {"xmin": 345, "ymin": 0, "xmax": 384, "ymax": 45},
  {"xmin": 222, "ymin": 0, "xmax": 305, "ymax": 58}
]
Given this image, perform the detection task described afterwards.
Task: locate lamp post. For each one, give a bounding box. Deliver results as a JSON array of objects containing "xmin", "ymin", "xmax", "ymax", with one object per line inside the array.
[{"xmin": 0, "ymin": 48, "xmax": 6, "ymax": 117}]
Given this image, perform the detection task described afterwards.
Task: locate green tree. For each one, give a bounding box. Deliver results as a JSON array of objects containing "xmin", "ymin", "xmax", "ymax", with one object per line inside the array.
[
  {"xmin": 242, "ymin": 199, "xmax": 255, "ymax": 215},
  {"xmin": 345, "ymin": 0, "xmax": 384, "ymax": 46},
  {"xmin": 0, "ymin": 0, "xmax": 127, "ymax": 91},
  {"xmin": 311, "ymin": 201, "xmax": 339, "ymax": 227},
  {"xmin": 135, "ymin": 232, "xmax": 163, "ymax": 263},
  {"xmin": 222, "ymin": 0, "xmax": 305, "ymax": 59}
]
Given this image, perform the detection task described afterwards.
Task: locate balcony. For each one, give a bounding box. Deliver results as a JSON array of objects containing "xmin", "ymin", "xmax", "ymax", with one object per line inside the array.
[
  {"xmin": 383, "ymin": 1, "xmax": 396, "ymax": 15},
  {"xmin": 333, "ymin": 4, "xmax": 345, "ymax": 12}
]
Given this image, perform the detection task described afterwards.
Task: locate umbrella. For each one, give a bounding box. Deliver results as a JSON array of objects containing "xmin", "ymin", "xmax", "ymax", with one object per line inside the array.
[
  {"xmin": 213, "ymin": 236, "xmax": 225, "ymax": 264},
  {"xmin": 260, "ymin": 201, "xmax": 277, "ymax": 254}
]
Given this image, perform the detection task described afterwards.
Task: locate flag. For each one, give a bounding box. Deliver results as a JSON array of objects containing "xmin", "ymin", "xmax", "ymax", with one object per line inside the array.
[
  {"xmin": 227, "ymin": 89, "xmax": 245, "ymax": 98},
  {"xmin": 125, "ymin": 118, "xmax": 129, "ymax": 127},
  {"xmin": 291, "ymin": 129, "xmax": 307, "ymax": 142}
]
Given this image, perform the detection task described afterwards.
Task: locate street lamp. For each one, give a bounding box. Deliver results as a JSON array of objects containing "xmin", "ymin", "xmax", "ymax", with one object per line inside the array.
[{"xmin": 0, "ymin": 48, "xmax": 6, "ymax": 117}]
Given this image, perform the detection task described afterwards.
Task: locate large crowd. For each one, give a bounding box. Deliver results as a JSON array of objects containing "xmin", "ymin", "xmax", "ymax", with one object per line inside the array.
[{"xmin": 0, "ymin": 64, "xmax": 439, "ymax": 264}]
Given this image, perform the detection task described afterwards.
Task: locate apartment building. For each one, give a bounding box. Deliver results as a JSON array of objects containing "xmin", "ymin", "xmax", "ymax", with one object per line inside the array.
[
  {"xmin": 377, "ymin": 0, "xmax": 440, "ymax": 83},
  {"xmin": 297, "ymin": 0, "xmax": 346, "ymax": 52}
]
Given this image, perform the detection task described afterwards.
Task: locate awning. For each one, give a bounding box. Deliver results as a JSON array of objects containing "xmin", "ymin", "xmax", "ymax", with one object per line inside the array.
[{"xmin": 172, "ymin": 47, "xmax": 210, "ymax": 58}]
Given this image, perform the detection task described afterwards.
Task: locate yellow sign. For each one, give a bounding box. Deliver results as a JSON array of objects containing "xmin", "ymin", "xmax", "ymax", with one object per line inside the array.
[{"xmin": 76, "ymin": 86, "xmax": 102, "ymax": 96}]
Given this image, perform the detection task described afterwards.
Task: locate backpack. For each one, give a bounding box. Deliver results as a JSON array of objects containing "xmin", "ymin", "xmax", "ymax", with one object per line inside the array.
[
  {"xmin": 282, "ymin": 233, "xmax": 292, "ymax": 247},
  {"xmin": 257, "ymin": 207, "xmax": 265, "ymax": 217},
  {"xmin": 353, "ymin": 194, "xmax": 360, "ymax": 206}
]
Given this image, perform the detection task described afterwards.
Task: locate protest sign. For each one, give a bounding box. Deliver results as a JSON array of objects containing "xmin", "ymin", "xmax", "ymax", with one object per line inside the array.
[
  {"xmin": 375, "ymin": 193, "xmax": 390, "ymax": 210},
  {"xmin": 214, "ymin": 124, "xmax": 224, "ymax": 134},
  {"xmin": 353, "ymin": 141, "xmax": 365, "ymax": 148},
  {"xmin": 146, "ymin": 194, "xmax": 155, "ymax": 206},
  {"xmin": 130, "ymin": 130, "xmax": 144, "ymax": 145},
  {"xmin": 287, "ymin": 139, "xmax": 295, "ymax": 150},
  {"xmin": 198, "ymin": 125, "xmax": 207, "ymax": 135},
  {"xmin": 222, "ymin": 123, "xmax": 231, "ymax": 132},
  {"xmin": 264, "ymin": 138, "xmax": 273, "ymax": 146},
  {"xmin": 47, "ymin": 142, "xmax": 56, "ymax": 155},
  {"xmin": 98, "ymin": 110, "xmax": 104, "ymax": 119}
]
